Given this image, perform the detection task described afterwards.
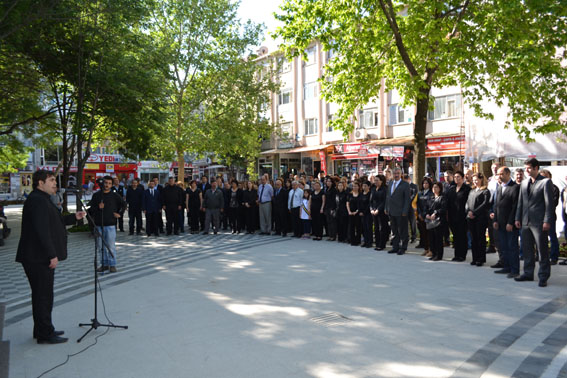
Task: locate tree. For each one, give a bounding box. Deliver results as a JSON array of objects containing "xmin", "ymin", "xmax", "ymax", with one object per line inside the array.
[
  {"xmin": 274, "ymin": 0, "xmax": 567, "ymax": 182},
  {"xmin": 151, "ymin": 0, "xmax": 276, "ymax": 182}
]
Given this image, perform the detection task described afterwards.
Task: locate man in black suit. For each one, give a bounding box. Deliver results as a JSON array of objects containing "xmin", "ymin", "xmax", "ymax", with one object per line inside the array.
[
  {"xmin": 161, "ymin": 176, "xmax": 185, "ymax": 235},
  {"xmin": 514, "ymin": 158, "xmax": 554, "ymax": 287},
  {"xmin": 143, "ymin": 180, "xmax": 162, "ymax": 237},
  {"xmin": 273, "ymin": 179, "xmax": 289, "ymax": 236},
  {"xmin": 385, "ymin": 168, "xmax": 411, "ymax": 255},
  {"xmin": 16, "ymin": 170, "xmax": 86, "ymax": 344},
  {"xmin": 199, "ymin": 176, "xmax": 211, "ymax": 230},
  {"xmin": 152, "ymin": 177, "xmax": 165, "ymax": 233},
  {"xmin": 126, "ymin": 178, "xmax": 144, "ymax": 235},
  {"xmin": 492, "ymin": 167, "xmax": 520, "ymax": 278},
  {"xmin": 404, "ymin": 174, "xmax": 418, "ymax": 243}
]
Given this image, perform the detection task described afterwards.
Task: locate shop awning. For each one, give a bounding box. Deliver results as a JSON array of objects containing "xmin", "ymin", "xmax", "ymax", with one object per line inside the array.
[
  {"xmin": 426, "ymin": 134, "xmax": 465, "ymax": 158},
  {"xmin": 259, "ymin": 148, "xmax": 293, "ymax": 155},
  {"xmin": 287, "ymin": 144, "xmax": 333, "ymax": 153},
  {"xmin": 369, "ymin": 136, "xmax": 414, "ymax": 146}
]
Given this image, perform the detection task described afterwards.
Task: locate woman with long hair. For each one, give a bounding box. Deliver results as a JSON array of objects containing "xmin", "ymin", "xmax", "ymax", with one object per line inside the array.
[
  {"xmin": 426, "ymin": 182, "xmax": 448, "ymax": 261},
  {"xmin": 228, "ymin": 180, "xmax": 242, "ymax": 233},
  {"xmin": 466, "ymin": 173, "xmax": 491, "ymax": 266},
  {"xmin": 447, "ymin": 171, "xmax": 471, "ymax": 262},
  {"xmin": 417, "ymin": 177, "xmax": 434, "ymax": 256},
  {"xmin": 347, "ymin": 181, "xmax": 362, "ymax": 246},
  {"xmin": 323, "ymin": 177, "xmax": 338, "ymax": 241},
  {"xmin": 310, "ymin": 181, "xmax": 324, "ymax": 240},
  {"xmin": 370, "ymin": 175, "xmax": 389, "ymax": 251},
  {"xmin": 186, "ymin": 180, "xmax": 202, "ymax": 234},
  {"xmin": 359, "ymin": 181, "xmax": 373, "ymax": 248},
  {"xmin": 336, "ymin": 181, "xmax": 349, "ymax": 243}
]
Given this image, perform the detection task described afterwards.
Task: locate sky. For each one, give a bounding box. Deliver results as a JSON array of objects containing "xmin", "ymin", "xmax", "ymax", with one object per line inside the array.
[{"xmin": 237, "ymin": 0, "xmax": 283, "ymax": 53}]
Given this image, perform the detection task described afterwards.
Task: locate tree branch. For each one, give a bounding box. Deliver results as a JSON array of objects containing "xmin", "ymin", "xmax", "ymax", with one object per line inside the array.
[{"xmin": 0, "ymin": 107, "xmax": 57, "ymax": 135}]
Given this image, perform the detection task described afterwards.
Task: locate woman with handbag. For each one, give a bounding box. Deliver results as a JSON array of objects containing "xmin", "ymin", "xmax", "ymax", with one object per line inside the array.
[
  {"xmin": 417, "ymin": 177, "xmax": 434, "ymax": 256},
  {"xmin": 346, "ymin": 181, "xmax": 362, "ymax": 246},
  {"xmin": 466, "ymin": 173, "xmax": 491, "ymax": 266},
  {"xmin": 370, "ymin": 175, "xmax": 388, "ymax": 250},
  {"xmin": 324, "ymin": 178, "xmax": 338, "ymax": 241},
  {"xmin": 425, "ymin": 182, "xmax": 448, "ymax": 261}
]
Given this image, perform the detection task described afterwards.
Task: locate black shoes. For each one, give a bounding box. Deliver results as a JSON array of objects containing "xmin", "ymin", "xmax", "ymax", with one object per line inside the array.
[
  {"xmin": 397, "ymin": 251, "xmax": 405, "ymax": 255},
  {"xmin": 539, "ymin": 280, "xmax": 548, "ymax": 287},
  {"xmin": 387, "ymin": 250, "xmax": 398, "ymax": 254},
  {"xmin": 476, "ymin": 262, "xmax": 484, "ymax": 267},
  {"xmin": 433, "ymin": 257, "xmax": 442, "ymax": 261},
  {"xmin": 550, "ymin": 260, "xmax": 558, "ymax": 265},
  {"xmin": 494, "ymin": 269, "xmax": 511, "ymax": 274},
  {"xmin": 37, "ymin": 335, "xmax": 68, "ymax": 344},
  {"xmin": 514, "ymin": 275, "xmax": 534, "ymax": 282},
  {"xmin": 491, "ymin": 262, "xmax": 504, "ymax": 269},
  {"xmin": 34, "ymin": 330, "xmax": 64, "ymax": 339},
  {"xmin": 202, "ymin": 232, "xmax": 209, "ymax": 235},
  {"xmin": 507, "ymin": 273, "xmax": 519, "ymax": 279}
]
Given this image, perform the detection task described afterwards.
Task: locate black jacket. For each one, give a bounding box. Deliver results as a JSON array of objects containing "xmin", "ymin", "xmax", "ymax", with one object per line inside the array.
[
  {"xmin": 186, "ymin": 188, "xmax": 202, "ymax": 210},
  {"xmin": 323, "ymin": 187, "xmax": 337, "ymax": 211},
  {"xmin": 161, "ymin": 184, "xmax": 185, "ymax": 207},
  {"xmin": 336, "ymin": 190, "xmax": 348, "ymax": 216},
  {"xmin": 493, "ymin": 180, "xmax": 520, "ymax": 229},
  {"xmin": 426, "ymin": 195, "xmax": 448, "ymax": 225},
  {"xmin": 466, "ymin": 188, "xmax": 491, "ymax": 220},
  {"xmin": 88, "ymin": 190, "xmax": 124, "ymax": 226},
  {"xmin": 273, "ymin": 187, "xmax": 289, "ymax": 212},
  {"xmin": 358, "ymin": 191, "xmax": 371, "ymax": 216},
  {"xmin": 417, "ymin": 189, "xmax": 434, "ymax": 219},
  {"xmin": 16, "ymin": 189, "xmax": 76, "ymax": 264},
  {"xmin": 242, "ymin": 189, "xmax": 257, "ymax": 207},
  {"xmin": 447, "ymin": 184, "xmax": 471, "ymax": 223},
  {"xmin": 370, "ymin": 186, "xmax": 387, "ymax": 213},
  {"xmin": 126, "ymin": 186, "xmax": 145, "ymax": 210}
]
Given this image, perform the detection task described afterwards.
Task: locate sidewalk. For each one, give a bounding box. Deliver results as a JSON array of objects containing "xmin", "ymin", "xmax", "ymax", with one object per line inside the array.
[{"xmin": 2, "ymin": 208, "xmax": 567, "ymax": 377}]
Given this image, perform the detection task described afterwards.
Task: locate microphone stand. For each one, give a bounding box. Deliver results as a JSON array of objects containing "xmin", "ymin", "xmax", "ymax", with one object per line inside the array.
[{"xmin": 76, "ymin": 194, "xmax": 128, "ymax": 343}]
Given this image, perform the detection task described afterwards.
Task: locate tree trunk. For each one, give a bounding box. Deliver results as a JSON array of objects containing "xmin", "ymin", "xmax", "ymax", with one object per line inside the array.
[
  {"xmin": 413, "ymin": 87, "xmax": 430, "ymax": 184},
  {"xmin": 177, "ymin": 149, "xmax": 184, "ymax": 183}
]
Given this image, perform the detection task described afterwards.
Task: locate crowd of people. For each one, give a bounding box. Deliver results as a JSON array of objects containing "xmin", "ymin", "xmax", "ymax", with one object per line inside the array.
[{"xmin": 88, "ymin": 158, "xmax": 566, "ymax": 287}]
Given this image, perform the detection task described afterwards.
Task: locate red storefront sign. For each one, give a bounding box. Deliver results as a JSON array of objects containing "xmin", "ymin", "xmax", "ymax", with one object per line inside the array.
[
  {"xmin": 87, "ymin": 154, "xmax": 122, "ymax": 163},
  {"xmin": 426, "ymin": 135, "xmax": 465, "ymax": 158},
  {"xmin": 37, "ymin": 166, "xmax": 78, "ymax": 173},
  {"xmin": 319, "ymin": 150, "xmax": 327, "ymax": 175}
]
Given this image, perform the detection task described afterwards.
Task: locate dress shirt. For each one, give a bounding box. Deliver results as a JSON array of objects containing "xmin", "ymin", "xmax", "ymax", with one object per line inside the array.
[
  {"xmin": 391, "ymin": 179, "xmax": 400, "ymax": 194},
  {"xmin": 288, "ymin": 188, "xmax": 304, "ymax": 209},
  {"xmin": 258, "ymin": 183, "xmax": 274, "ymax": 203}
]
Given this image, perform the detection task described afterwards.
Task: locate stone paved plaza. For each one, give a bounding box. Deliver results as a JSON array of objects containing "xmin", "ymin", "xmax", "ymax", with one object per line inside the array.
[{"xmin": 2, "ymin": 205, "xmax": 567, "ymax": 377}]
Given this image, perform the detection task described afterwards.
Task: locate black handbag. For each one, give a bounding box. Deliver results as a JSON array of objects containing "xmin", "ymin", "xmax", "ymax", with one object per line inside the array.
[{"xmin": 425, "ymin": 218, "xmax": 441, "ymax": 230}]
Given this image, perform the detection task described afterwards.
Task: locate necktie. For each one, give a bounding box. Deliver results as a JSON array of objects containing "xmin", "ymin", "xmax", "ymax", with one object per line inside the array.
[
  {"xmin": 391, "ymin": 181, "xmax": 397, "ymax": 194},
  {"xmin": 291, "ymin": 189, "xmax": 296, "ymax": 207},
  {"xmin": 151, "ymin": 189, "xmax": 154, "ymax": 196},
  {"xmin": 260, "ymin": 185, "xmax": 265, "ymax": 203}
]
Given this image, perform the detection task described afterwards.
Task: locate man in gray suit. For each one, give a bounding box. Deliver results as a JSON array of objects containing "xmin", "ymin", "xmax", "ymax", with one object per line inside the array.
[
  {"xmin": 385, "ymin": 167, "xmax": 411, "ymax": 255},
  {"xmin": 514, "ymin": 158, "xmax": 554, "ymax": 287}
]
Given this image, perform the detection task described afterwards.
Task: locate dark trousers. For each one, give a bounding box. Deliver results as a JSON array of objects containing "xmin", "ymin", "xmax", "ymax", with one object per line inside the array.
[
  {"xmin": 337, "ymin": 214, "xmax": 348, "ymax": 242},
  {"xmin": 290, "ymin": 207, "xmax": 301, "ymax": 237},
  {"xmin": 157, "ymin": 210, "xmax": 164, "ymax": 232},
  {"xmin": 146, "ymin": 211, "xmax": 159, "ymax": 236},
  {"xmin": 188, "ymin": 208, "xmax": 200, "ymax": 232},
  {"xmin": 228, "ymin": 207, "xmax": 240, "ymax": 232},
  {"xmin": 428, "ymin": 225, "xmax": 444, "ymax": 259},
  {"xmin": 373, "ymin": 212, "xmax": 389, "ymax": 248},
  {"xmin": 521, "ymin": 225, "xmax": 550, "ymax": 281},
  {"xmin": 417, "ymin": 219, "xmax": 429, "ymax": 250},
  {"xmin": 199, "ymin": 211, "xmax": 206, "ymax": 231},
  {"xmin": 165, "ymin": 206, "xmax": 179, "ymax": 234},
  {"xmin": 178, "ymin": 209, "xmax": 185, "ymax": 232},
  {"xmin": 128, "ymin": 208, "xmax": 143, "ymax": 233},
  {"xmin": 487, "ymin": 215, "xmax": 498, "ymax": 252},
  {"xmin": 324, "ymin": 210, "xmax": 337, "ymax": 239},
  {"xmin": 312, "ymin": 211, "xmax": 323, "ymax": 237},
  {"xmin": 408, "ymin": 210, "xmax": 417, "ymax": 240},
  {"xmin": 349, "ymin": 215, "xmax": 362, "ymax": 245},
  {"xmin": 245, "ymin": 207, "xmax": 256, "ymax": 232},
  {"xmin": 361, "ymin": 213, "xmax": 372, "ymax": 246},
  {"xmin": 302, "ymin": 219, "xmax": 312, "ymax": 235},
  {"xmin": 221, "ymin": 209, "xmax": 229, "ymax": 230},
  {"xmin": 117, "ymin": 211, "xmax": 124, "ymax": 231},
  {"xmin": 468, "ymin": 217, "xmax": 487, "ymax": 263},
  {"xmin": 238, "ymin": 208, "xmax": 246, "ymax": 233},
  {"xmin": 23, "ymin": 263, "xmax": 55, "ymax": 339},
  {"xmin": 451, "ymin": 220, "xmax": 468, "ymax": 260},
  {"xmin": 274, "ymin": 208, "xmax": 288, "ymax": 235},
  {"xmin": 390, "ymin": 215, "xmax": 409, "ymax": 251},
  {"xmin": 498, "ymin": 228, "xmax": 519, "ymax": 274}
]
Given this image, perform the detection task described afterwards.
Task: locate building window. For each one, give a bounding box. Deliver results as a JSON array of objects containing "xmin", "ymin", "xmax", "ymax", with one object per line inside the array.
[
  {"xmin": 277, "ymin": 56, "xmax": 291, "ymax": 73},
  {"xmin": 304, "ymin": 118, "xmax": 318, "ymax": 135},
  {"xmin": 280, "ymin": 122, "xmax": 293, "ymax": 137},
  {"xmin": 358, "ymin": 108, "xmax": 379, "ymax": 128},
  {"xmin": 428, "ymin": 94, "xmax": 462, "ymax": 120},
  {"xmin": 278, "ymin": 89, "xmax": 292, "ymax": 105},
  {"xmin": 326, "ymin": 114, "xmax": 335, "ymax": 132},
  {"xmin": 303, "ymin": 82, "xmax": 317, "ymax": 100},
  {"xmin": 305, "ymin": 46, "xmax": 316, "ymax": 65},
  {"xmin": 389, "ymin": 104, "xmax": 413, "ymax": 125}
]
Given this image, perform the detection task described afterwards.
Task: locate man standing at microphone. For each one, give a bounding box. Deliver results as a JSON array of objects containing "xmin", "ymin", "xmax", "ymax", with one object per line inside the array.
[
  {"xmin": 16, "ymin": 170, "xmax": 86, "ymax": 344},
  {"xmin": 88, "ymin": 175, "xmax": 124, "ymax": 273}
]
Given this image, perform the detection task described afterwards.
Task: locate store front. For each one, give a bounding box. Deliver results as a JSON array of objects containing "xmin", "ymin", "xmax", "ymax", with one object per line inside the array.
[
  {"xmin": 83, "ymin": 163, "xmax": 137, "ymax": 184},
  {"xmin": 332, "ymin": 142, "xmax": 381, "ymax": 177},
  {"xmin": 426, "ymin": 135, "xmax": 465, "ymax": 180}
]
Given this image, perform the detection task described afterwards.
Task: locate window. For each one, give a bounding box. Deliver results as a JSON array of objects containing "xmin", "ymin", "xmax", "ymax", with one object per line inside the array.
[
  {"xmin": 389, "ymin": 104, "xmax": 413, "ymax": 125},
  {"xmin": 304, "ymin": 118, "xmax": 318, "ymax": 135},
  {"xmin": 303, "ymin": 82, "xmax": 317, "ymax": 100},
  {"xmin": 278, "ymin": 89, "xmax": 292, "ymax": 105},
  {"xmin": 428, "ymin": 94, "xmax": 462, "ymax": 120},
  {"xmin": 277, "ymin": 56, "xmax": 291, "ymax": 73},
  {"xmin": 358, "ymin": 108, "xmax": 379, "ymax": 128},
  {"xmin": 305, "ymin": 46, "xmax": 316, "ymax": 65},
  {"xmin": 327, "ymin": 114, "xmax": 335, "ymax": 132},
  {"xmin": 280, "ymin": 122, "xmax": 293, "ymax": 137}
]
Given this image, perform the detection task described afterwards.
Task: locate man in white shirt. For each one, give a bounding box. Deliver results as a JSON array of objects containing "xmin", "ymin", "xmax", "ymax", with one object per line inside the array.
[
  {"xmin": 257, "ymin": 176, "xmax": 274, "ymax": 235},
  {"xmin": 288, "ymin": 181, "xmax": 304, "ymax": 238}
]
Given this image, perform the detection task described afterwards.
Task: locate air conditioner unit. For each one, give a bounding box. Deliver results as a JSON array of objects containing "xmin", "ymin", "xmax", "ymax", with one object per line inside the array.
[{"xmin": 355, "ymin": 129, "xmax": 368, "ymax": 139}]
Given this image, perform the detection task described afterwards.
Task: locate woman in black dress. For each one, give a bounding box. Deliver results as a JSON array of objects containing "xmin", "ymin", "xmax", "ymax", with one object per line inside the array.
[
  {"xmin": 346, "ymin": 181, "xmax": 362, "ymax": 246},
  {"xmin": 446, "ymin": 171, "xmax": 471, "ymax": 262},
  {"xmin": 466, "ymin": 173, "xmax": 491, "ymax": 266},
  {"xmin": 336, "ymin": 181, "xmax": 349, "ymax": 243},
  {"xmin": 323, "ymin": 178, "xmax": 338, "ymax": 241},
  {"xmin": 185, "ymin": 180, "xmax": 202, "ymax": 234},
  {"xmin": 417, "ymin": 177, "xmax": 434, "ymax": 256},
  {"xmin": 370, "ymin": 174, "xmax": 388, "ymax": 250},
  {"xmin": 426, "ymin": 182, "xmax": 448, "ymax": 261},
  {"xmin": 310, "ymin": 181, "xmax": 324, "ymax": 240},
  {"xmin": 359, "ymin": 181, "xmax": 372, "ymax": 248},
  {"xmin": 228, "ymin": 180, "xmax": 242, "ymax": 233},
  {"xmin": 242, "ymin": 181, "xmax": 257, "ymax": 234}
]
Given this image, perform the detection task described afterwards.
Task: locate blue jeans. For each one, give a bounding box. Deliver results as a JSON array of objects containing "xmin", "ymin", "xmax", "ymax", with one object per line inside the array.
[
  {"xmin": 96, "ymin": 226, "xmax": 117, "ymax": 267},
  {"xmin": 549, "ymin": 220, "xmax": 559, "ymax": 262},
  {"xmin": 497, "ymin": 227, "xmax": 519, "ymax": 274}
]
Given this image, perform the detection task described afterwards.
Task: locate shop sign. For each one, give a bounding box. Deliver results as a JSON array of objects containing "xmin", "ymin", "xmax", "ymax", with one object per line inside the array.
[
  {"xmin": 279, "ymin": 141, "xmax": 294, "ymax": 149},
  {"xmin": 87, "ymin": 154, "xmax": 122, "ymax": 163},
  {"xmin": 138, "ymin": 161, "xmax": 169, "ymax": 169},
  {"xmin": 169, "ymin": 161, "xmax": 194, "ymax": 169},
  {"xmin": 319, "ymin": 150, "xmax": 327, "ymax": 175},
  {"xmin": 106, "ymin": 164, "xmax": 114, "ymax": 173},
  {"xmin": 37, "ymin": 165, "xmax": 78, "ymax": 173},
  {"xmin": 359, "ymin": 147, "xmax": 368, "ymax": 157},
  {"xmin": 393, "ymin": 146, "xmax": 404, "ymax": 157},
  {"xmin": 86, "ymin": 164, "xmax": 99, "ymax": 170},
  {"xmin": 426, "ymin": 135, "xmax": 465, "ymax": 157},
  {"xmin": 335, "ymin": 143, "xmax": 365, "ymax": 154}
]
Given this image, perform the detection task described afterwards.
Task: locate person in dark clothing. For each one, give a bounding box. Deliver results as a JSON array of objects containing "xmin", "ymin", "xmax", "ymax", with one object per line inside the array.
[
  {"xmin": 126, "ymin": 178, "xmax": 144, "ymax": 235},
  {"xmin": 273, "ymin": 179, "xmax": 289, "ymax": 236},
  {"xmin": 426, "ymin": 182, "xmax": 448, "ymax": 261},
  {"xmin": 199, "ymin": 176, "xmax": 212, "ymax": 230},
  {"xmin": 161, "ymin": 177, "xmax": 185, "ymax": 235},
  {"xmin": 347, "ymin": 181, "xmax": 362, "ymax": 246},
  {"xmin": 541, "ymin": 169, "xmax": 560, "ymax": 264},
  {"xmin": 89, "ymin": 176, "xmax": 125, "ymax": 272},
  {"xmin": 152, "ymin": 177, "xmax": 165, "ymax": 233},
  {"xmin": 442, "ymin": 170, "xmax": 456, "ymax": 245},
  {"xmin": 446, "ymin": 171, "xmax": 471, "ymax": 262},
  {"xmin": 359, "ymin": 181, "xmax": 372, "ymax": 248},
  {"xmin": 371, "ymin": 175, "xmax": 388, "ymax": 250},
  {"xmin": 177, "ymin": 181, "xmax": 186, "ymax": 233},
  {"xmin": 16, "ymin": 170, "xmax": 86, "ymax": 344},
  {"xmin": 417, "ymin": 177, "xmax": 434, "ymax": 256},
  {"xmin": 143, "ymin": 180, "xmax": 162, "ymax": 237},
  {"xmin": 404, "ymin": 174, "xmax": 419, "ymax": 243},
  {"xmin": 185, "ymin": 180, "xmax": 202, "ymax": 234},
  {"xmin": 310, "ymin": 181, "xmax": 325, "ymax": 240},
  {"xmin": 288, "ymin": 181, "xmax": 304, "ymax": 238},
  {"xmin": 466, "ymin": 173, "xmax": 491, "ymax": 266},
  {"xmin": 222, "ymin": 181, "xmax": 231, "ymax": 230},
  {"xmin": 336, "ymin": 181, "xmax": 349, "ymax": 243},
  {"xmin": 323, "ymin": 178, "xmax": 338, "ymax": 241},
  {"xmin": 228, "ymin": 180, "xmax": 243, "ymax": 233},
  {"xmin": 111, "ymin": 177, "xmax": 127, "ymax": 232},
  {"xmin": 242, "ymin": 181, "xmax": 258, "ymax": 233},
  {"xmin": 202, "ymin": 181, "xmax": 224, "ymax": 234}
]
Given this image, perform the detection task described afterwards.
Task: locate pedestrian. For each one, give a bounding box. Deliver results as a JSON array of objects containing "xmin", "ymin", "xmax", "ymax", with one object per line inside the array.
[
  {"xmin": 161, "ymin": 177, "xmax": 184, "ymax": 235},
  {"xmin": 425, "ymin": 182, "xmax": 447, "ymax": 261},
  {"xmin": 540, "ymin": 169, "xmax": 560, "ymax": 265},
  {"xmin": 446, "ymin": 171, "xmax": 471, "ymax": 262},
  {"xmin": 257, "ymin": 175, "xmax": 274, "ymax": 235},
  {"xmin": 185, "ymin": 180, "xmax": 202, "ymax": 234},
  {"xmin": 487, "ymin": 162, "xmax": 501, "ymax": 254},
  {"xmin": 112, "ymin": 177, "xmax": 127, "ymax": 232},
  {"xmin": 404, "ymin": 174, "xmax": 418, "ymax": 243},
  {"xmin": 16, "ymin": 170, "xmax": 86, "ymax": 344},
  {"xmin": 515, "ymin": 158, "xmax": 554, "ymax": 287},
  {"xmin": 89, "ymin": 176, "xmax": 124, "ymax": 273},
  {"xmin": 417, "ymin": 177, "xmax": 434, "ymax": 256},
  {"xmin": 126, "ymin": 178, "xmax": 144, "ymax": 235},
  {"xmin": 347, "ymin": 181, "xmax": 362, "ymax": 246},
  {"xmin": 177, "ymin": 181, "xmax": 186, "ymax": 233},
  {"xmin": 242, "ymin": 181, "xmax": 257, "ymax": 234},
  {"xmin": 152, "ymin": 177, "xmax": 165, "ymax": 233},
  {"xmin": 198, "ymin": 176, "xmax": 211, "ymax": 231},
  {"xmin": 202, "ymin": 181, "xmax": 224, "ymax": 235},
  {"xmin": 466, "ymin": 173, "xmax": 491, "ymax": 267},
  {"xmin": 143, "ymin": 180, "xmax": 162, "ymax": 237},
  {"xmin": 228, "ymin": 180, "xmax": 243, "ymax": 234},
  {"xmin": 300, "ymin": 188, "xmax": 311, "ymax": 238},
  {"xmin": 336, "ymin": 181, "xmax": 349, "ymax": 243},
  {"xmin": 359, "ymin": 180, "xmax": 372, "ymax": 248},
  {"xmin": 385, "ymin": 168, "xmax": 411, "ymax": 255}
]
